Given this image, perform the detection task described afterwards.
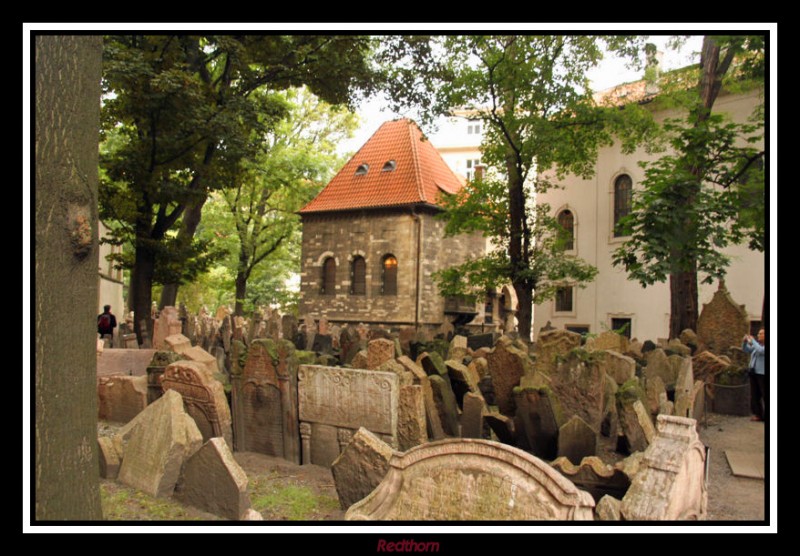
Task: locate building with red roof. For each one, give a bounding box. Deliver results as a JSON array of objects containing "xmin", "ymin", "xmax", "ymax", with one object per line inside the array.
[{"xmin": 299, "ymin": 118, "xmax": 486, "ymax": 329}]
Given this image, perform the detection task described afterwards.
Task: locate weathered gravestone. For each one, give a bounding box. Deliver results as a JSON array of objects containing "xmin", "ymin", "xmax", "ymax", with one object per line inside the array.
[
  {"xmin": 164, "ymin": 333, "xmax": 191, "ymax": 354},
  {"xmin": 145, "ymin": 351, "xmax": 184, "ymax": 405},
  {"xmin": 339, "ymin": 325, "xmax": 363, "ymax": 365},
  {"xmin": 446, "ymin": 359, "xmax": 481, "ymax": 406},
  {"xmin": 161, "ymin": 360, "xmax": 233, "ymax": 448},
  {"xmin": 461, "ymin": 392, "xmax": 486, "ymax": 439},
  {"xmin": 97, "ymin": 348, "xmax": 158, "ymax": 378},
  {"xmin": 547, "ymin": 350, "xmax": 607, "ymax": 433},
  {"xmin": 644, "ymin": 348, "xmax": 679, "ymax": 389},
  {"xmin": 467, "ymin": 332, "xmax": 498, "ymax": 351},
  {"xmin": 98, "ymin": 436, "xmax": 121, "ymax": 480},
  {"xmin": 673, "ymin": 357, "xmax": 695, "ymax": 418},
  {"xmin": 585, "ymin": 330, "xmax": 630, "ymax": 354},
  {"xmin": 550, "ymin": 456, "xmax": 631, "ymax": 503},
  {"xmin": 231, "ymin": 339, "xmax": 300, "ymax": 464},
  {"xmin": 398, "ymin": 385, "xmax": 428, "ymax": 450},
  {"xmin": 345, "ymin": 439, "xmax": 595, "ymax": 520},
  {"xmin": 697, "ymin": 280, "xmax": 750, "ymax": 354},
  {"xmin": 311, "ymin": 334, "xmax": 333, "ymax": 356},
  {"xmin": 485, "ymin": 336, "xmax": 533, "ymax": 416},
  {"xmin": 447, "ymin": 335, "xmax": 469, "ymax": 362},
  {"xmin": 298, "ymin": 365, "xmax": 399, "ymax": 467},
  {"xmin": 557, "ymin": 415, "xmax": 597, "ymax": 465},
  {"xmin": 534, "ymin": 329, "xmax": 582, "ymax": 376},
  {"xmin": 367, "ymin": 338, "xmax": 396, "ymax": 370},
  {"xmin": 595, "ymin": 495, "xmax": 622, "ymax": 521},
  {"xmin": 97, "ymin": 375, "xmax": 148, "ymax": 424},
  {"xmin": 598, "ymin": 350, "xmax": 636, "ymax": 386},
  {"xmin": 429, "ymin": 375, "xmax": 460, "ymax": 437},
  {"xmin": 174, "ymin": 437, "xmax": 251, "ymax": 520},
  {"xmin": 116, "ymin": 390, "xmax": 203, "ymax": 498},
  {"xmin": 513, "ymin": 385, "xmax": 561, "ymax": 459},
  {"xmin": 281, "ymin": 314, "xmax": 298, "ymax": 346},
  {"xmin": 618, "ymin": 399, "xmax": 656, "ymax": 454},
  {"xmin": 397, "ymin": 356, "xmax": 445, "ymax": 441},
  {"xmin": 153, "ymin": 306, "xmax": 182, "ymax": 350},
  {"xmin": 331, "ymin": 427, "xmax": 395, "ymax": 510},
  {"xmin": 620, "ymin": 415, "xmax": 708, "ymax": 520}
]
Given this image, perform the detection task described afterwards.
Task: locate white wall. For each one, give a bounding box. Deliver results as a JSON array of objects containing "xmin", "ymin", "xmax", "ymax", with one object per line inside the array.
[{"xmin": 535, "ymin": 89, "xmax": 765, "ymax": 341}]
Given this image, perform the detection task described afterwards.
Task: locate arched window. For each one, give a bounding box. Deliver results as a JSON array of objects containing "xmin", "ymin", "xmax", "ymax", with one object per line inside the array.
[
  {"xmin": 382, "ymin": 254, "xmax": 398, "ymax": 295},
  {"xmin": 557, "ymin": 209, "xmax": 574, "ymax": 251},
  {"xmin": 321, "ymin": 257, "xmax": 336, "ymax": 295},
  {"xmin": 614, "ymin": 174, "xmax": 633, "ymax": 237},
  {"xmin": 351, "ymin": 256, "xmax": 366, "ymax": 295}
]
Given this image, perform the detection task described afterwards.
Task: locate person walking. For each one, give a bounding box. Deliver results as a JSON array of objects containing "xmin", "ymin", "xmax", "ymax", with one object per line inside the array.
[
  {"xmin": 743, "ymin": 328, "xmax": 766, "ymax": 422},
  {"xmin": 97, "ymin": 304, "xmax": 117, "ymax": 344}
]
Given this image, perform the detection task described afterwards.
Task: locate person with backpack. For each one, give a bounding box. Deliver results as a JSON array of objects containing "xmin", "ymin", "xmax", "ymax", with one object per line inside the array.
[{"xmin": 97, "ymin": 305, "xmax": 117, "ymax": 341}]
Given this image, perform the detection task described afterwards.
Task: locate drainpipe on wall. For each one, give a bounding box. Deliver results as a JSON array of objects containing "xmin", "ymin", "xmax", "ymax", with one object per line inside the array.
[{"xmin": 412, "ymin": 210, "xmax": 422, "ymax": 330}]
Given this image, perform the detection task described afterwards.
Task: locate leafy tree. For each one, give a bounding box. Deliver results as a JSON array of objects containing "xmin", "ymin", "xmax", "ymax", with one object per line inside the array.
[
  {"xmin": 196, "ymin": 87, "xmax": 358, "ymax": 316},
  {"xmin": 612, "ymin": 35, "xmax": 765, "ymax": 338},
  {"xmin": 100, "ymin": 35, "xmax": 376, "ymax": 343},
  {"xmin": 384, "ymin": 35, "xmax": 656, "ymax": 340}
]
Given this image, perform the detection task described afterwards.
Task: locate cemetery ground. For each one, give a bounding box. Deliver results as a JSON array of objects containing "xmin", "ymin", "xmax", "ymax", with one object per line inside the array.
[{"xmin": 96, "ymin": 410, "xmax": 766, "ymax": 523}]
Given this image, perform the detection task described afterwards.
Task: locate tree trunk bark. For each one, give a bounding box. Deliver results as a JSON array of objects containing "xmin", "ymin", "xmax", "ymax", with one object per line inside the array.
[
  {"xmin": 159, "ymin": 196, "xmax": 207, "ymax": 308},
  {"xmin": 34, "ymin": 35, "xmax": 104, "ymax": 520},
  {"xmin": 514, "ymin": 282, "xmax": 533, "ymax": 342},
  {"xmin": 132, "ymin": 234, "xmax": 156, "ymax": 345},
  {"xmin": 669, "ymin": 267, "xmax": 699, "ymax": 339},
  {"xmin": 234, "ymin": 271, "xmax": 248, "ymax": 317}
]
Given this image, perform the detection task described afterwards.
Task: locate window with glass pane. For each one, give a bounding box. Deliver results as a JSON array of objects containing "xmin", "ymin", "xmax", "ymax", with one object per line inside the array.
[
  {"xmin": 558, "ymin": 209, "xmax": 574, "ymax": 250},
  {"xmin": 555, "ymin": 286, "xmax": 573, "ymax": 312},
  {"xmin": 351, "ymin": 256, "xmax": 366, "ymax": 295},
  {"xmin": 614, "ymin": 174, "xmax": 632, "ymax": 237},
  {"xmin": 382, "ymin": 255, "xmax": 397, "ymax": 295},
  {"xmin": 321, "ymin": 257, "xmax": 336, "ymax": 295}
]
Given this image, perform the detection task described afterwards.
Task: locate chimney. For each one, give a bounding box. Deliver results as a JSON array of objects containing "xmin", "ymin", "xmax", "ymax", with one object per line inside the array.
[{"xmin": 644, "ymin": 43, "xmax": 663, "ymax": 95}]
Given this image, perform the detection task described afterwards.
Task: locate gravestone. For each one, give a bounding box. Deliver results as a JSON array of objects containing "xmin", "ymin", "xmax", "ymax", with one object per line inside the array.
[
  {"xmin": 398, "ymin": 327, "xmax": 416, "ymax": 356},
  {"xmin": 620, "ymin": 415, "xmax": 708, "ymax": 520},
  {"xmin": 161, "ymin": 360, "xmax": 233, "ymax": 448},
  {"xmin": 673, "ymin": 358, "xmax": 695, "ymax": 418},
  {"xmin": 467, "ymin": 332, "xmax": 497, "ymax": 351},
  {"xmin": 174, "ymin": 437, "xmax": 251, "ymax": 520},
  {"xmin": 692, "ymin": 350, "xmax": 731, "ymax": 384},
  {"xmin": 164, "ymin": 333, "xmax": 191, "ymax": 354},
  {"xmin": 350, "ymin": 350, "xmax": 369, "ymax": 369},
  {"xmin": 153, "ymin": 306, "xmax": 182, "ymax": 350},
  {"xmin": 281, "ymin": 314, "xmax": 298, "ymax": 346},
  {"xmin": 447, "ymin": 335, "xmax": 469, "ymax": 362},
  {"xmin": 665, "ymin": 339, "xmax": 691, "ymax": 357},
  {"xmin": 339, "ymin": 325, "xmax": 363, "ymax": 365},
  {"xmin": 117, "ymin": 390, "xmax": 203, "ymax": 498},
  {"xmin": 534, "ymin": 329, "xmax": 582, "ymax": 376},
  {"xmin": 513, "ymin": 386, "xmax": 561, "ymax": 459},
  {"xmin": 645, "ymin": 375, "xmax": 667, "ymax": 416},
  {"xmin": 98, "ymin": 436, "xmax": 121, "ymax": 479},
  {"xmin": 398, "ymin": 385, "xmax": 428, "ymax": 451},
  {"xmin": 551, "ymin": 456, "xmax": 631, "ymax": 503},
  {"xmin": 548, "ymin": 351, "xmax": 607, "ymax": 433},
  {"xmin": 345, "ymin": 439, "xmax": 595, "ymax": 520},
  {"xmin": 298, "ymin": 365, "xmax": 400, "ymax": 466},
  {"xmin": 679, "ymin": 329, "xmax": 700, "ymax": 353},
  {"xmin": 331, "ymin": 427, "xmax": 395, "ymax": 510},
  {"xmin": 97, "ymin": 348, "xmax": 158, "ymax": 377},
  {"xmin": 311, "ymin": 334, "xmax": 333, "ymax": 355},
  {"xmin": 595, "ymin": 495, "xmax": 622, "ymax": 520},
  {"xmin": 618, "ymin": 400, "xmax": 656, "ymax": 454},
  {"xmin": 318, "ymin": 316, "xmax": 330, "ymax": 336},
  {"xmin": 139, "ymin": 319, "xmax": 152, "ymax": 348},
  {"xmin": 446, "ymin": 359, "xmax": 481, "ymax": 400},
  {"xmin": 181, "ymin": 345, "xmax": 219, "ymax": 376},
  {"xmin": 461, "ymin": 392, "xmax": 486, "ymax": 439},
  {"xmin": 267, "ymin": 311, "xmax": 282, "ymax": 341},
  {"xmin": 599, "ymin": 350, "xmax": 636, "ymax": 386},
  {"xmin": 145, "ymin": 351, "xmax": 184, "ymax": 405},
  {"xmin": 585, "ymin": 331, "xmax": 630, "ymax": 354},
  {"xmin": 697, "ymin": 280, "xmax": 750, "ymax": 354},
  {"xmin": 484, "ymin": 412, "xmax": 516, "ymax": 445},
  {"xmin": 429, "ymin": 375, "xmax": 460, "ymax": 437},
  {"xmin": 644, "ymin": 349, "xmax": 678, "ymax": 389},
  {"xmin": 557, "ymin": 415, "xmax": 597, "ymax": 465},
  {"xmin": 231, "ymin": 339, "xmax": 300, "ymax": 464},
  {"xmin": 396, "ymin": 358, "xmax": 445, "ymax": 441},
  {"xmin": 485, "ymin": 336, "xmax": 532, "ymax": 416},
  {"xmin": 329, "ymin": 325, "xmax": 342, "ymax": 350},
  {"xmin": 418, "ymin": 351, "xmax": 447, "ymax": 377},
  {"xmin": 122, "ymin": 333, "xmax": 139, "ymax": 349},
  {"xmin": 367, "ymin": 338, "xmax": 396, "ymax": 370},
  {"xmin": 97, "ymin": 375, "xmax": 148, "ymax": 424}
]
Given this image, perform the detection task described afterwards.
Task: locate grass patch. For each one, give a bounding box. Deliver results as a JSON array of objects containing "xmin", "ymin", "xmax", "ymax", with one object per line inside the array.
[
  {"xmin": 250, "ymin": 476, "xmax": 340, "ymax": 521},
  {"xmin": 100, "ymin": 481, "xmax": 215, "ymax": 521}
]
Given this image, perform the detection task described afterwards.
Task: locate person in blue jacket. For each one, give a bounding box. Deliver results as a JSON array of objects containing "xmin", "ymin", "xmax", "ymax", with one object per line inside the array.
[{"xmin": 742, "ymin": 328, "xmax": 766, "ymax": 422}]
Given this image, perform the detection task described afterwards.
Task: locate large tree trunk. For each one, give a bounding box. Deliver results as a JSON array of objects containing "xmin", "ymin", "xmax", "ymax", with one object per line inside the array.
[
  {"xmin": 234, "ymin": 272, "xmax": 248, "ymax": 317},
  {"xmin": 159, "ymin": 196, "xmax": 207, "ymax": 308},
  {"xmin": 669, "ymin": 266, "xmax": 699, "ymax": 339},
  {"xmin": 131, "ymin": 232, "xmax": 157, "ymax": 345},
  {"xmin": 667, "ymin": 36, "xmax": 733, "ymax": 337},
  {"xmin": 514, "ymin": 282, "xmax": 533, "ymax": 342},
  {"xmin": 34, "ymin": 35, "xmax": 104, "ymax": 520}
]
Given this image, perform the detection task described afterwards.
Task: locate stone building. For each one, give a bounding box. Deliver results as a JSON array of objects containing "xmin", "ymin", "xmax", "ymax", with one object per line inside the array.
[{"xmin": 298, "ymin": 119, "xmax": 486, "ymax": 330}]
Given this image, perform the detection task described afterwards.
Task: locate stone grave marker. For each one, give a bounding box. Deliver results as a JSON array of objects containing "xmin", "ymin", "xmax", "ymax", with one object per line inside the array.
[
  {"xmin": 550, "ymin": 456, "xmax": 631, "ymax": 503},
  {"xmin": 331, "ymin": 427, "xmax": 395, "ymax": 510},
  {"xmin": 345, "ymin": 439, "xmax": 595, "ymax": 520},
  {"xmin": 231, "ymin": 339, "xmax": 300, "ymax": 464},
  {"xmin": 97, "ymin": 375, "xmax": 148, "ymax": 424},
  {"xmin": 161, "ymin": 360, "xmax": 233, "ymax": 448},
  {"xmin": 298, "ymin": 365, "xmax": 399, "ymax": 467},
  {"xmin": 557, "ymin": 415, "xmax": 597, "ymax": 465},
  {"xmin": 533, "ymin": 329, "xmax": 582, "ymax": 375},
  {"xmin": 281, "ymin": 314, "xmax": 298, "ymax": 345},
  {"xmin": 117, "ymin": 390, "xmax": 203, "ymax": 498},
  {"xmin": 398, "ymin": 385, "xmax": 428, "ymax": 451},
  {"xmin": 461, "ymin": 392, "xmax": 486, "ymax": 439},
  {"xmin": 429, "ymin": 375, "xmax": 460, "ymax": 437},
  {"xmin": 697, "ymin": 280, "xmax": 750, "ymax": 354},
  {"xmin": 367, "ymin": 338, "xmax": 395, "ymax": 370},
  {"xmin": 174, "ymin": 437, "xmax": 251, "ymax": 520},
  {"xmin": 485, "ymin": 336, "xmax": 532, "ymax": 416}
]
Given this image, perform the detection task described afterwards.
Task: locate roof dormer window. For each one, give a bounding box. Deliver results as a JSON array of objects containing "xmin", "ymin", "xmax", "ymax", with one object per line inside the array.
[
  {"xmin": 382, "ymin": 160, "xmax": 397, "ymax": 172},
  {"xmin": 355, "ymin": 163, "xmax": 369, "ymax": 176}
]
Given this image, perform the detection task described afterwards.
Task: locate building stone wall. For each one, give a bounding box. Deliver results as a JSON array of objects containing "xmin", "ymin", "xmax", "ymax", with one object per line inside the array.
[{"xmin": 300, "ymin": 208, "xmax": 485, "ymax": 328}]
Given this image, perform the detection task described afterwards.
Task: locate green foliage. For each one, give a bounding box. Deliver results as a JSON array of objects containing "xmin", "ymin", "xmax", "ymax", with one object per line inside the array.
[
  {"xmin": 613, "ymin": 111, "xmax": 764, "ymax": 287},
  {"xmin": 249, "ymin": 477, "xmax": 339, "ymax": 521},
  {"xmin": 100, "ymin": 481, "xmax": 212, "ymax": 521}
]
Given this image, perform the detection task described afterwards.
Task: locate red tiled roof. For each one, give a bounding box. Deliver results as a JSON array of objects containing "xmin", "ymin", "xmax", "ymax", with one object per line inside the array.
[{"xmin": 300, "ymin": 119, "xmax": 464, "ymax": 214}]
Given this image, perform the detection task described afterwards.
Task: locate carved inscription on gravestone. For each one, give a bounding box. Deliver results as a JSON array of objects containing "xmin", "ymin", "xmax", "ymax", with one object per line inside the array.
[{"xmin": 298, "ymin": 365, "xmax": 398, "ymax": 436}]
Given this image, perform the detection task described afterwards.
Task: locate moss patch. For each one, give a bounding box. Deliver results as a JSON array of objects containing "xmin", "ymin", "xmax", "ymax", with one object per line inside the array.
[
  {"xmin": 249, "ymin": 475, "xmax": 339, "ymax": 521},
  {"xmin": 100, "ymin": 481, "xmax": 215, "ymax": 521}
]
